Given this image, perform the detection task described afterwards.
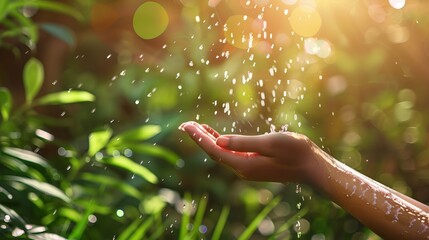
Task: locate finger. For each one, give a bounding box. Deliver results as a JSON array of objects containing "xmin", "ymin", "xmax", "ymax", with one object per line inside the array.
[
  {"xmin": 180, "ymin": 121, "xmax": 215, "ymax": 141},
  {"xmin": 201, "ymin": 124, "xmax": 221, "ymax": 138},
  {"xmin": 181, "ymin": 123, "xmax": 255, "ymax": 167},
  {"xmin": 188, "ymin": 121, "xmax": 217, "ymax": 141},
  {"xmin": 216, "ymin": 134, "xmax": 276, "ymax": 156}
]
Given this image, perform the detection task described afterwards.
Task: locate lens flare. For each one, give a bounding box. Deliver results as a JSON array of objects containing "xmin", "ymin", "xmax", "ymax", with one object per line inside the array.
[
  {"xmin": 133, "ymin": 2, "xmax": 169, "ymax": 40},
  {"xmin": 289, "ymin": 5, "xmax": 321, "ymax": 37}
]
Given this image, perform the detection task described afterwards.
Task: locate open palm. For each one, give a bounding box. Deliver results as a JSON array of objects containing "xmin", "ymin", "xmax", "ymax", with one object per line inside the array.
[{"xmin": 180, "ymin": 121, "xmax": 327, "ymax": 185}]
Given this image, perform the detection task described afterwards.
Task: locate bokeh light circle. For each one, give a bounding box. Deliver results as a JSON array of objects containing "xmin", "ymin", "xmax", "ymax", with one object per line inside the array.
[
  {"xmin": 289, "ymin": 6, "xmax": 322, "ymax": 37},
  {"xmin": 133, "ymin": 2, "xmax": 169, "ymax": 40},
  {"xmin": 389, "ymin": 0, "xmax": 406, "ymax": 9},
  {"xmin": 224, "ymin": 15, "xmax": 261, "ymax": 49}
]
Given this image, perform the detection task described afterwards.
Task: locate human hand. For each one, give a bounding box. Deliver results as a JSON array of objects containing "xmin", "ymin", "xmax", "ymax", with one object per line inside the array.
[{"xmin": 180, "ymin": 121, "xmax": 328, "ymax": 185}]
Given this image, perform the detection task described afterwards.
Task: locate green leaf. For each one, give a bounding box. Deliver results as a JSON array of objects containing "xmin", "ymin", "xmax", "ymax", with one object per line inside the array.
[
  {"xmin": 0, "ymin": 87, "xmax": 12, "ymax": 121},
  {"xmin": 58, "ymin": 208, "xmax": 81, "ymax": 222},
  {"xmin": 188, "ymin": 195, "xmax": 208, "ymax": 239},
  {"xmin": 0, "ymin": 0, "xmax": 7, "ymax": 21},
  {"xmin": 68, "ymin": 203, "xmax": 94, "ymax": 240},
  {"xmin": 274, "ymin": 207, "xmax": 309, "ymax": 237},
  {"xmin": 0, "ymin": 203, "xmax": 28, "ymax": 232},
  {"xmin": 179, "ymin": 192, "xmax": 192, "ymax": 240},
  {"xmin": 129, "ymin": 217, "xmax": 154, "ymax": 240},
  {"xmin": 3, "ymin": 176, "xmax": 70, "ymax": 203},
  {"xmin": 117, "ymin": 216, "xmax": 156, "ymax": 240},
  {"xmin": 211, "ymin": 205, "xmax": 230, "ymax": 240},
  {"xmin": 88, "ymin": 127, "xmax": 112, "ymax": 157},
  {"xmin": 36, "ymin": 91, "xmax": 95, "ymax": 105},
  {"xmin": 28, "ymin": 233, "xmax": 67, "ymax": 240},
  {"xmin": 117, "ymin": 218, "xmax": 143, "ymax": 240},
  {"xmin": 79, "ymin": 173, "xmax": 143, "ymax": 199},
  {"xmin": 40, "ymin": 23, "xmax": 75, "ymax": 47},
  {"xmin": 6, "ymin": 1, "xmax": 83, "ymax": 21},
  {"xmin": 24, "ymin": 58, "xmax": 44, "ymax": 104},
  {"xmin": 101, "ymin": 156, "xmax": 158, "ymax": 184},
  {"xmin": 126, "ymin": 144, "xmax": 179, "ymax": 165},
  {"xmin": 109, "ymin": 125, "xmax": 161, "ymax": 147},
  {"xmin": 238, "ymin": 197, "xmax": 281, "ymax": 240},
  {"xmin": 1, "ymin": 147, "xmax": 50, "ymax": 168},
  {"xmin": 10, "ymin": 10, "xmax": 38, "ymax": 47},
  {"xmin": 141, "ymin": 195, "xmax": 166, "ymax": 214}
]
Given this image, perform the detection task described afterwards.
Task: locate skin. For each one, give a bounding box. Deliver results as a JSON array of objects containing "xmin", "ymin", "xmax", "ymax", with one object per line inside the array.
[{"xmin": 180, "ymin": 121, "xmax": 429, "ymax": 239}]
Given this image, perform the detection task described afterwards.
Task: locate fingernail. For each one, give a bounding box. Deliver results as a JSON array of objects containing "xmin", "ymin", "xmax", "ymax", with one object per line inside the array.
[
  {"xmin": 178, "ymin": 122, "xmax": 187, "ymax": 131},
  {"xmin": 216, "ymin": 136, "xmax": 229, "ymax": 147}
]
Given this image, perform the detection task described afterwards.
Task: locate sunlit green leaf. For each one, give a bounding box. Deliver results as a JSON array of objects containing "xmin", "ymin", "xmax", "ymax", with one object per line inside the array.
[
  {"xmin": 3, "ymin": 176, "xmax": 70, "ymax": 203},
  {"xmin": 0, "ymin": 186, "xmax": 11, "ymax": 199},
  {"xmin": 88, "ymin": 127, "xmax": 112, "ymax": 157},
  {"xmin": 0, "ymin": 87, "xmax": 12, "ymax": 121},
  {"xmin": 1, "ymin": 147, "xmax": 50, "ymax": 168},
  {"xmin": 36, "ymin": 91, "xmax": 95, "ymax": 105},
  {"xmin": 28, "ymin": 233, "xmax": 67, "ymax": 240},
  {"xmin": 101, "ymin": 156, "xmax": 158, "ymax": 184},
  {"xmin": 0, "ymin": 203, "xmax": 28, "ymax": 232},
  {"xmin": 24, "ymin": 58, "xmax": 44, "ymax": 104},
  {"xmin": 59, "ymin": 208, "xmax": 81, "ymax": 222},
  {"xmin": 211, "ymin": 205, "xmax": 230, "ymax": 240},
  {"xmin": 141, "ymin": 195, "xmax": 166, "ymax": 214},
  {"xmin": 40, "ymin": 23, "xmax": 75, "ymax": 47},
  {"xmin": 108, "ymin": 125, "xmax": 161, "ymax": 147},
  {"xmin": 119, "ymin": 143, "xmax": 179, "ymax": 165}
]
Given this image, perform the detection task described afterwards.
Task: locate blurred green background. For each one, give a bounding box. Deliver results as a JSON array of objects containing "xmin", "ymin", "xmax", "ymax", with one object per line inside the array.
[{"xmin": 1, "ymin": 0, "xmax": 428, "ymax": 239}]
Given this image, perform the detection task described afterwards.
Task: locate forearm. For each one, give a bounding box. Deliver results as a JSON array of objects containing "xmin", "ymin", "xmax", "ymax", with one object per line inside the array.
[{"xmin": 313, "ymin": 148, "xmax": 429, "ymax": 239}]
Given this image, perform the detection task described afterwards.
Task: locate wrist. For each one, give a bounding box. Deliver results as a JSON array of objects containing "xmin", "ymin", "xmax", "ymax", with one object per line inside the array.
[{"xmin": 305, "ymin": 143, "xmax": 336, "ymax": 196}]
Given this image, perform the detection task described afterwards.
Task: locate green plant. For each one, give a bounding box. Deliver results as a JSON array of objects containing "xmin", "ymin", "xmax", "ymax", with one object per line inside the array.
[
  {"xmin": 0, "ymin": 0, "xmax": 81, "ymax": 53},
  {"xmin": 0, "ymin": 57, "xmax": 180, "ymax": 239}
]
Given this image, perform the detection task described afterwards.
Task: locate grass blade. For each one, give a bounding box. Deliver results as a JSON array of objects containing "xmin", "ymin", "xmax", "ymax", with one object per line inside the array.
[
  {"xmin": 238, "ymin": 197, "xmax": 281, "ymax": 240},
  {"xmin": 211, "ymin": 205, "xmax": 230, "ymax": 240},
  {"xmin": 117, "ymin": 217, "xmax": 143, "ymax": 240},
  {"xmin": 274, "ymin": 207, "xmax": 309, "ymax": 237},
  {"xmin": 179, "ymin": 192, "xmax": 192, "ymax": 240},
  {"xmin": 187, "ymin": 195, "xmax": 208, "ymax": 239}
]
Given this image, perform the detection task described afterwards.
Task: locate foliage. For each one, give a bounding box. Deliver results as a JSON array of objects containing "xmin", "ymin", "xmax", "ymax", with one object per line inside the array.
[
  {"xmin": 1, "ymin": 0, "xmax": 429, "ymax": 239},
  {"xmin": 0, "ymin": 0, "xmax": 81, "ymax": 53}
]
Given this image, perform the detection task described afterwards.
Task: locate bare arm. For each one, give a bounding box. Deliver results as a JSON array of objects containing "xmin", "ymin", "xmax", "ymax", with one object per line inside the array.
[{"xmin": 180, "ymin": 121, "xmax": 429, "ymax": 239}]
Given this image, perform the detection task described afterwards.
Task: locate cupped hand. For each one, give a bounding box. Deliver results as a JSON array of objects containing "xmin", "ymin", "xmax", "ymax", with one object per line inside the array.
[{"xmin": 180, "ymin": 121, "xmax": 327, "ymax": 185}]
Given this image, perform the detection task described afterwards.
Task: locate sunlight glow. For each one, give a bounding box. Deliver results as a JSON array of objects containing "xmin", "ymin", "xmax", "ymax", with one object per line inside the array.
[{"xmin": 289, "ymin": 6, "xmax": 321, "ymax": 37}]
